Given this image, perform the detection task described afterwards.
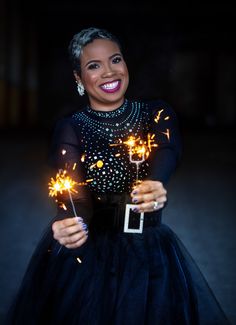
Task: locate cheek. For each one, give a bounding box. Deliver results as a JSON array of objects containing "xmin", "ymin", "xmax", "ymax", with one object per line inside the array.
[
  {"xmin": 123, "ymin": 66, "xmax": 129, "ymax": 82},
  {"xmin": 81, "ymin": 77, "xmax": 93, "ymax": 90},
  {"xmin": 82, "ymin": 72, "xmax": 98, "ymax": 87},
  {"xmin": 122, "ymin": 64, "xmax": 129, "ymax": 79}
]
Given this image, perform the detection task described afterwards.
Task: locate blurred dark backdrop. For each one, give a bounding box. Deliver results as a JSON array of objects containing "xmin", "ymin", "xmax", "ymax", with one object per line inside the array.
[
  {"xmin": 1, "ymin": 1, "xmax": 236, "ymax": 324},
  {"xmin": 1, "ymin": 0, "xmax": 236, "ymax": 134}
]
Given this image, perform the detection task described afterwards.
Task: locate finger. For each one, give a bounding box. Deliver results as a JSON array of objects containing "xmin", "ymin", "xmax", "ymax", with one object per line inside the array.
[
  {"xmin": 131, "ymin": 180, "xmax": 164, "ymax": 196},
  {"xmin": 58, "ymin": 230, "xmax": 88, "ymax": 246},
  {"xmin": 56, "ymin": 223, "xmax": 85, "ymax": 238},
  {"xmin": 65, "ymin": 234, "xmax": 88, "ymax": 249},
  {"xmin": 52, "ymin": 217, "xmax": 79, "ymax": 232},
  {"xmin": 134, "ymin": 196, "xmax": 167, "ymax": 213},
  {"xmin": 52, "ymin": 217, "xmax": 85, "ymax": 235},
  {"xmin": 131, "ymin": 191, "xmax": 160, "ymax": 204},
  {"xmin": 131, "ymin": 188, "xmax": 167, "ymax": 204},
  {"xmin": 61, "ymin": 216, "xmax": 84, "ymax": 227},
  {"xmin": 137, "ymin": 201, "xmax": 165, "ymax": 213}
]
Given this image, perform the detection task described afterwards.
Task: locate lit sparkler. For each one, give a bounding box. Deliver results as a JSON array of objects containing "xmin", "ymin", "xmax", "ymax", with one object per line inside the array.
[
  {"xmin": 48, "ymin": 169, "xmax": 79, "ymax": 218},
  {"xmin": 48, "ymin": 168, "xmax": 80, "ymax": 256},
  {"xmin": 123, "ymin": 134, "xmax": 158, "ymax": 187},
  {"xmin": 48, "ymin": 151, "xmax": 93, "ymax": 259}
]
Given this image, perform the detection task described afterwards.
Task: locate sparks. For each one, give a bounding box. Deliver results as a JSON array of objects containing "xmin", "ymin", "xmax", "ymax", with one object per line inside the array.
[
  {"xmin": 58, "ymin": 202, "xmax": 67, "ymax": 210},
  {"xmin": 161, "ymin": 128, "xmax": 170, "ymax": 141},
  {"xmin": 117, "ymin": 134, "xmax": 157, "ymax": 186},
  {"xmin": 154, "ymin": 109, "xmax": 164, "ymax": 124},
  {"xmin": 48, "ymin": 169, "xmax": 78, "ymax": 198},
  {"xmin": 147, "ymin": 133, "xmax": 158, "ymax": 153}
]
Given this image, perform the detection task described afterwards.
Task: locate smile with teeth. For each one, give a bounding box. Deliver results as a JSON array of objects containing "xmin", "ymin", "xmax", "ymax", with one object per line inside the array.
[{"xmin": 100, "ymin": 80, "xmax": 121, "ymax": 93}]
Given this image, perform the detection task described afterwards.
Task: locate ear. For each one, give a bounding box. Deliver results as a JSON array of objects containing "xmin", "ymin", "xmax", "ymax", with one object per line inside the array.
[{"xmin": 73, "ymin": 70, "xmax": 81, "ymax": 83}]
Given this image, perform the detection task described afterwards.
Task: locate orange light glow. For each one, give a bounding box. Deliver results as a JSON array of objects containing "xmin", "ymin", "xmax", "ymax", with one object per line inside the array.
[
  {"xmin": 154, "ymin": 109, "xmax": 164, "ymax": 124},
  {"xmin": 48, "ymin": 169, "xmax": 78, "ymax": 198}
]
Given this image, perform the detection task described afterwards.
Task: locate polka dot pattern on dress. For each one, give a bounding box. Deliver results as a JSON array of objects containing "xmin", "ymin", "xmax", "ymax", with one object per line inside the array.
[{"xmin": 72, "ymin": 100, "xmax": 150, "ymax": 193}]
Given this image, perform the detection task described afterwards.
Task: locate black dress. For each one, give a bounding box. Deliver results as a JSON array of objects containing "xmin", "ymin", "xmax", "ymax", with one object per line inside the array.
[{"xmin": 7, "ymin": 99, "xmax": 230, "ymax": 325}]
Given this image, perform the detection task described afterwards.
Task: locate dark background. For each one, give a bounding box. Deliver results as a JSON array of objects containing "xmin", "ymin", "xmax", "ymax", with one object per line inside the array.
[
  {"xmin": 0, "ymin": 0, "xmax": 236, "ymax": 323},
  {"xmin": 1, "ymin": 0, "xmax": 236, "ymax": 132}
]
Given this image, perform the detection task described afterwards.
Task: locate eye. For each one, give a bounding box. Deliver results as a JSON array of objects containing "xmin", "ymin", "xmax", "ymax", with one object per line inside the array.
[
  {"xmin": 112, "ymin": 56, "xmax": 122, "ymax": 64},
  {"xmin": 87, "ymin": 63, "xmax": 100, "ymax": 70}
]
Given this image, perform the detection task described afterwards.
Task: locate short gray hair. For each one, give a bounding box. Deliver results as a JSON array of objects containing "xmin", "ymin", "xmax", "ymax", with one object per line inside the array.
[{"xmin": 68, "ymin": 27, "xmax": 122, "ymax": 74}]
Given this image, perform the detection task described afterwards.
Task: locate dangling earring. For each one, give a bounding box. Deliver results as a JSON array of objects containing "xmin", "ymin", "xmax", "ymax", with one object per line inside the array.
[{"xmin": 76, "ymin": 81, "xmax": 85, "ymax": 96}]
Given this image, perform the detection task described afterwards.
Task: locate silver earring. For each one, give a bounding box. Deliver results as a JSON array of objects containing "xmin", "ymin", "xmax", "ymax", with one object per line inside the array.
[{"xmin": 77, "ymin": 81, "xmax": 85, "ymax": 96}]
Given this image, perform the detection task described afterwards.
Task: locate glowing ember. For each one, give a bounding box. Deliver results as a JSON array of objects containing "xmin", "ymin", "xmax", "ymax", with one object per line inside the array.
[
  {"xmin": 48, "ymin": 168, "xmax": 82, "ymax": 233},
  {"xmin": 48, "ymin": 169, "xmax": 78, "ymax": 198},
  {"xmin": 147, "ymin": 133, "xmax": 158, "ymax": 152},
  {"xmin": 154, "ymin": 109, "xmax": 164, "ymax": 124},
  {"xmin": 161, "ymin": 128, "xmax": 170, "ymax": 141},
  {"xmin": 123, "ymin": 136, "xmax": 139, "ymax": 148},
  {"xmin": 122, "ymin": 134, "xmax": 157, "ymax": 160},
  {"xmin": 48, "ymin": 169, "xmax": 88, "ymax": 261},
  {"xmin": 76, "ymin": 257, "xmax": 82, "ymax": 263},
  {"xmin": 121, "ymin": 134, "xmax": 157, "ymax": 186},
  {"xmin": 58, "ymin": 202, "xmax": 67, "ymax": 210}
]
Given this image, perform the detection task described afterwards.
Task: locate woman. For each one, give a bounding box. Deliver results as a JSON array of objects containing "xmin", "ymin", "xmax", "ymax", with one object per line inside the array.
[{"xmin": 8, "ymin": 27, "xmax": 230, "ymax": 324}]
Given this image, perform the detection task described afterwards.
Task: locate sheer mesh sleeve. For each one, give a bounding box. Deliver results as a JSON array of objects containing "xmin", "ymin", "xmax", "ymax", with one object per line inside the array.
[
  {"xmin": 49, "ymin": 117, "xmax": 93, "ymax": 224},
  {"xmin": 146, "ymin": 100, "xmax": 182, "ymax": 185}
]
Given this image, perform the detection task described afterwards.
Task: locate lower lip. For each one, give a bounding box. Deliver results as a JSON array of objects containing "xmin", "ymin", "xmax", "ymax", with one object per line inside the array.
[{"xmin": 100, "ymin": 81, "xmax": 121, "ymax": 94}]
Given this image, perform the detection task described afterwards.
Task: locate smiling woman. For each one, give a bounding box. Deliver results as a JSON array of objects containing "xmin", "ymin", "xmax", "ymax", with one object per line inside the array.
[
  {"xmin": 73, "ymin": 37, "xmax": 129, "ymax": 110},
  {"xmin": 7, "ymin": 27, "xmax": 230, "ymax": 325}
]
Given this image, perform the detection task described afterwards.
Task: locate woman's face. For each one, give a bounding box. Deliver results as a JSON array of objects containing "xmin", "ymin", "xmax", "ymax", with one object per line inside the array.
[{"xmin": 75, "ymin": 38, "xmax": 129, "ymax": 110}]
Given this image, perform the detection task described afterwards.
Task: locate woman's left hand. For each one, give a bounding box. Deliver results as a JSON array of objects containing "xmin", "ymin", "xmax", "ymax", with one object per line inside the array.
[{"xmin": 130, "ymin": 180, "xmax": 167, "ymax": 213}]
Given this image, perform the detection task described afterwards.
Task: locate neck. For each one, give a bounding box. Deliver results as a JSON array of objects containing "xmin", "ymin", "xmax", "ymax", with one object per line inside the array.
[{"xmin": 89, "ymin": 98, "xmax": 125, "ymax": 111}]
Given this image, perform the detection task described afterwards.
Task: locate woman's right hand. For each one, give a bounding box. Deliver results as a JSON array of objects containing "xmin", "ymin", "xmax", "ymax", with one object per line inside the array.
[{"xmin": 52, "ymin": 217, "xmax": 88, "ymax": 249}]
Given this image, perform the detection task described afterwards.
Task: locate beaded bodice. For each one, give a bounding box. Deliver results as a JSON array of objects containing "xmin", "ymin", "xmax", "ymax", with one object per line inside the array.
[{"xmin": 72, "ymin": 99, "xmax": 151, "ymax": 193}]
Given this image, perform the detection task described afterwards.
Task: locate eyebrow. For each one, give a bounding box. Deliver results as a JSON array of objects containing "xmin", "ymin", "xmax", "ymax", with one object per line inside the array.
[{"xmin": 84, "ymin": 53, "xmax": 122, "ymax": 67}]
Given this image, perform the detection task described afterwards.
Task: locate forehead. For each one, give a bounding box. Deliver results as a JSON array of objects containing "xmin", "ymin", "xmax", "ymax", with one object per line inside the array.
[{"xmin": 80, "ymin": 39, "xmax": 121, "ymax": 63}]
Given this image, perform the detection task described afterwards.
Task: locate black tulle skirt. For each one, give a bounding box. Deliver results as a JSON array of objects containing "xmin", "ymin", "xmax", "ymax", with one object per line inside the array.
[{"xmin": 7, "ymin": 211, "xmax": 230, "ymax": 325}]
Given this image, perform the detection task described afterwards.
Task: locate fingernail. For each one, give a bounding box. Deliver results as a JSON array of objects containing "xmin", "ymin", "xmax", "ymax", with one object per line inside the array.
[
  {"xmin": 75, "ymin": 216, "xmax": 84, "ymax": 223},
  {"xmin": 82, "ymin": 223, "xmax": 88, "ymax": 231},
  {"xmin": 132, "ymin": 198, "xmax": 138, "ymax": 203},
  {"xmin": 132, "ymin": 190, "xmax": 138, "ymax": 195},
  {"xmin": 132, "ymin": 207, "xmax": 139, "ymax": 213}
]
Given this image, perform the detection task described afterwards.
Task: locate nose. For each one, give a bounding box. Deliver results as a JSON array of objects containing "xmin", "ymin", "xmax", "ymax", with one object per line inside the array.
[{"xmin": 102, "ymin": 63, "xmax": 115, "ymax": 78}]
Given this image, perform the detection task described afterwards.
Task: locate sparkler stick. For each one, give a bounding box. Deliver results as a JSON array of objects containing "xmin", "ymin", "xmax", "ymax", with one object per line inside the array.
[{"xmin": 128, "ymin": 141, "xmax": 146, "ymax": 186}]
